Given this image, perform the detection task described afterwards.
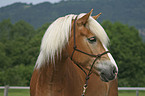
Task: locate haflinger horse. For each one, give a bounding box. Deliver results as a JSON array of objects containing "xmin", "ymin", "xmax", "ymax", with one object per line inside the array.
[{"xmin": 30, "ymin": 9, "xmax": 118, "ymax": 96}]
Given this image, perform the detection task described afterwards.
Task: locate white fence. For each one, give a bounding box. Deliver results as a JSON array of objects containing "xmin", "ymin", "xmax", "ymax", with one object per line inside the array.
[
  {"xmin": 118, "ymin": 87, "xmax": 145, "ymax": 96},
  {"xmin": 0, "ymin": 86, "xmax": 145, "ymax": 96},
  {"xmin": 0, "ymin": 86, "xmax": 29, "ymax": 96}
]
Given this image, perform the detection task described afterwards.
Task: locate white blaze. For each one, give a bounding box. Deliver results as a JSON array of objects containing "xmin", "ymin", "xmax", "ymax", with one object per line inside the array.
[{"xmin": 103, "ymin": 44, "xmax": 118, "ymax": 73}]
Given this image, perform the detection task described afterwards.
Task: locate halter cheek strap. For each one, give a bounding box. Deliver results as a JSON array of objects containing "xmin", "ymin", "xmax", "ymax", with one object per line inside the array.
[{"xmin": 70, "ymin": 16, "xmax": 110, "ymax": 96}]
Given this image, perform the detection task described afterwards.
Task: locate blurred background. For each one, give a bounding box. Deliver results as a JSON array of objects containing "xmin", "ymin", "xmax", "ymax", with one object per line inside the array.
[{"xmin": 0, "ymin": 0, "xmax": 145, "ymax": 95}]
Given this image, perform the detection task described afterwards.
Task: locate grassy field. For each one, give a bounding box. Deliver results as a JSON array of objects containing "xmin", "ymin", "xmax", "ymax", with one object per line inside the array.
[
  {"xmin": 0, "ymin": 89, "xmax": 145, "ymax": 96},
  {"xmin": 0, "ymin": 89, "xmax": 29, "ymax": 96},
  {"xmin": 119, "ymin": 91, "xmax": 145, "ymax": 96}
]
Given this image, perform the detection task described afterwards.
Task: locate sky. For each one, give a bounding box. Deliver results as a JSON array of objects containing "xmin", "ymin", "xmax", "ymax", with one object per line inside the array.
[{"xmin": 0, "ymin": 0, "xmax": 61, "ymax": 8}]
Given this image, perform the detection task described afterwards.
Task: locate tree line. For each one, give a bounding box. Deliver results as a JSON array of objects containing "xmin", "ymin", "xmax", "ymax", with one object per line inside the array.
[
  {"xmin": 0, "ymin": 0, "xmax": 145, "ymax": 30},
  {"xmin": 0, "ymin": 19, "xmax": 145, "ymax": 86}
]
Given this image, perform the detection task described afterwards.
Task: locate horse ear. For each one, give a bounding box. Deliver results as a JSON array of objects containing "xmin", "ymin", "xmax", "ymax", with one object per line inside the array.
[
  {"xmin": 77, "ymin": 9, "xmax": 93, "ymax": 25},
  {"xmin": 92, "ymin": 13, "xmax": 102, "ymax": 20}
]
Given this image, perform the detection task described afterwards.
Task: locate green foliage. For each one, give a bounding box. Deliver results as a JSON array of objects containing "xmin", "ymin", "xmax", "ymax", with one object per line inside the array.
[
  {"xmin": 0, "ymin": 19, "xmax": 13, "ymax": 41},
  {"xmin": 0, "ymin": 19, "xmax": 49, "ymax": 86},
  {"xmin": 102, "ymin": 21, "xmax": 145, "ymax": 86},
  {"xmin": 0, "ymin": 19, "xmax": 144, "ymax": 87},
  {"xmin": 9, "ymin": 20, "xmax": 35, "ymax": 39},
  {"xmin": 1, "ymin": 65, "xmax": 33, "ymax": 86}
]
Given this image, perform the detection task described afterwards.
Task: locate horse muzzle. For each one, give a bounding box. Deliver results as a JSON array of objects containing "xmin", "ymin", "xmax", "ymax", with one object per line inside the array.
[{"xmin": 96, "ymin": 60, "xmax": 118, "ymax": 82}]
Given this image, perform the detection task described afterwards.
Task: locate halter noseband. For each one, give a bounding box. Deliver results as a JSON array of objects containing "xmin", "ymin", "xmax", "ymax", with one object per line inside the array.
[{"xmin": 70, "ymin": 16, "xmax": 110, "ymax": 96}]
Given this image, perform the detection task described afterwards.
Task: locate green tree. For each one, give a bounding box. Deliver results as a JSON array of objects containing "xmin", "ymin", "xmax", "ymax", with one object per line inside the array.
[
  {"xmin": 0, "ymin": 19, "xmax": 13, "ymax": 41},
  {"xmin": 0, "ymin": 42, "xmax": 11, "ymax": 70},
  {"xmin": 0, "ymin": 20, "xmax": 37, "ymax": 85},
  {"xmin": 2, "ymin": 64, "xmax": 33, "ymax": 86},
  {"xmin": 9, "ymin": 20, "xmax": 35, "ymax": 40},
  {"xmin": 0, "ymin": 19, "xmax": 50, "ymax": 86},
  {"xmin": 102, "ymin": 21, "xmax": 145, "ymax": 86}
]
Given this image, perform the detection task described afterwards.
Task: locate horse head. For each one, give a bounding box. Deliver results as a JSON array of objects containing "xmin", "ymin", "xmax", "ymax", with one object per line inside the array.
[{"xmin": 67, "ymin": 9, "xmax": 118, "ymax": 82}]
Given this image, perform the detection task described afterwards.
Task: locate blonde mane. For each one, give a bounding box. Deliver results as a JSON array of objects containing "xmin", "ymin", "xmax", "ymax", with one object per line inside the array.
[{"xmin": 35, "ymin": 13, "xmax": 109, "ymax": 69}]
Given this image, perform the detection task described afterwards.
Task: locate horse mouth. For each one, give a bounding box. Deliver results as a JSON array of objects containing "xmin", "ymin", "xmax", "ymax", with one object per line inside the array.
[
  {"xmin": 100, "ymin": 72, "xmax": 117, "ymax": 82},
  {"xmin": 100, "ymin": 75, "xmax": 109, "ymax": 82}
]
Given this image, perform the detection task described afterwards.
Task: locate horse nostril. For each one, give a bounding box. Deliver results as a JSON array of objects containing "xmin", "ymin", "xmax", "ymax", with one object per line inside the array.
[
  {"xmin": 112, "ymin": 68, "xmax": 117, "ymax": 74},
  {"xmin": 101, "ymin": 72, "xmax": 105, "ymax": 75}
]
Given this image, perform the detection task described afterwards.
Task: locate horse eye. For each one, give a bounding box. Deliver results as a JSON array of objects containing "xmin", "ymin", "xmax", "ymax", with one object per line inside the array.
[{"xmin": 87, "ymin": 36, "xmax": 97, "ymax": 43}]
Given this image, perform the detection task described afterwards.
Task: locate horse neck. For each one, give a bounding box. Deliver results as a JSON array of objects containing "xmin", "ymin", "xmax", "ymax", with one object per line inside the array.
[
  {"xmin": 40, "ymin": 53, "xmax": 86, "ymax": 95},
  {"xmin": 48, "ymin": 58, "xmax": 86, "ymax": 82}
]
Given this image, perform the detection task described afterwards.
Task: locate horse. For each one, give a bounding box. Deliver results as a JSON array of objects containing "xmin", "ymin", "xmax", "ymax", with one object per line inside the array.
[{"xmin": 30, "ymin": 9, "xmax": 118, "ymax": 96}]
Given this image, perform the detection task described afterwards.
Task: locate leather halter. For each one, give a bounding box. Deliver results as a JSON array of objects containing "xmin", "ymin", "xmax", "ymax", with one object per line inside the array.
[{"xmin": 70, "ymin": 16, "xmax": 110, "ymax": 96}]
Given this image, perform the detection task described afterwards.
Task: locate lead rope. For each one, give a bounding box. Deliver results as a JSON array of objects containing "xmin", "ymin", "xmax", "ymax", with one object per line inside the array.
[
  {"xmin": 81, "ymin": 56, "xmax": 99, "ymax": 96},
  {"xmin": 71, "ymin": 16, "xmax": 110, "ymax": 96}
]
